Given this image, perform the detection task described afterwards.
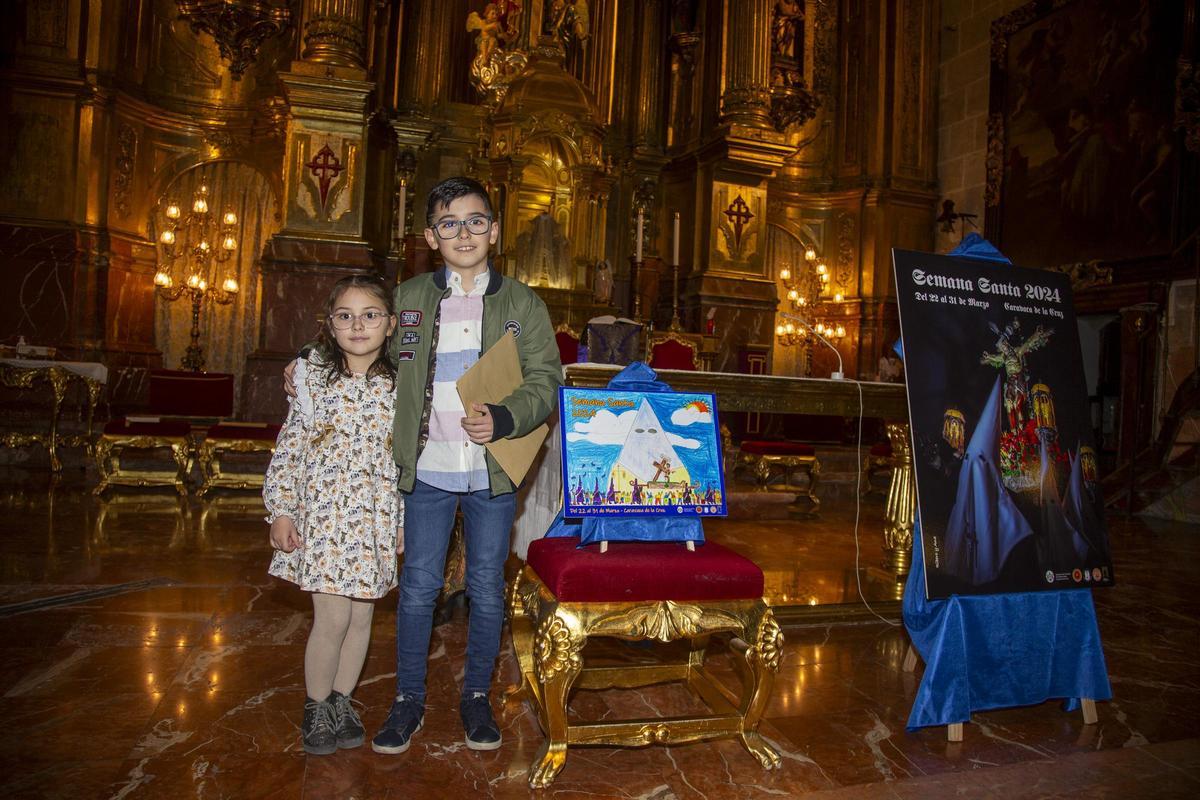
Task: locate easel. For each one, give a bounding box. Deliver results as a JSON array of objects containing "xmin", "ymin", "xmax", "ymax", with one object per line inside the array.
[{"xmin": 901, "ymin": 643, "xmax": 1098, "ymax": 741}]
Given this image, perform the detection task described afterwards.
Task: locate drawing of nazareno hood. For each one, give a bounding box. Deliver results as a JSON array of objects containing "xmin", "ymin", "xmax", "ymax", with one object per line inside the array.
[{"xmin": 611, "ymin": 399, "xmax": 691, "ymax": 484}]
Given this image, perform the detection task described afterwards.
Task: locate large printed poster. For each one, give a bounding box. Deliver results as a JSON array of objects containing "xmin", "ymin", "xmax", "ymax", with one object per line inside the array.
[
  {"xmin": 559, "ymin": 387, "xmax": 728, "ymax": 518},
  {"xmin": 893, "ymin": 250, "xmax": 1114, "ymax": 599}
]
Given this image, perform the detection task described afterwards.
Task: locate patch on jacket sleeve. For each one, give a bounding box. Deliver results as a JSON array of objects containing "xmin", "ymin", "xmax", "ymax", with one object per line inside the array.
[
  {"xmin": 397, "ymin": 350, "xmax": 416, "ymax": 361},
  {"xmin": 503, "ymin": 319, "xmax": 522, "ymax": 337},
  {"xmin": 399, "ymin": 310, "xmax": 422, "ymax": 327},
  {"xmin": 401, "ymin": 331, "xmax": 420, "ymax": 345}
]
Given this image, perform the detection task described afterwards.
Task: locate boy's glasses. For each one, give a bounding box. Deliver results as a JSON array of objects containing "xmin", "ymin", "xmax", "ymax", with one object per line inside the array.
[
  {"xmin": 329, "ymin": 311, "xmax": 390, "ymax": 330},
  {"xmin": 431, "ymin": 215, "xmax": 492, "ymax": 239}
]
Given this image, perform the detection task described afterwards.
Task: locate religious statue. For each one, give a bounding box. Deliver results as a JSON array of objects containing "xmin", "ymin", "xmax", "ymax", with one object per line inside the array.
[
  {"xmin": 515, "ymin": 211, "xmax": 571, "ymax": 288},
  {"xmin": 593, "ymin": 259, "xmax": 613, "ymax": 305},
  {"xmin": 980, "ymin": 319, "xmax": 1053, "ymax": 430},
  {"xmin": 771, "ymin": 0, "xmax": 805, "ymax": 61},
  {"xmin": 467, "ymin": 1, "xmax": 526, "ymax": 99},
  {"xmin": 544, "ymin": 0, "xmax": 590, "ymax": 75}
]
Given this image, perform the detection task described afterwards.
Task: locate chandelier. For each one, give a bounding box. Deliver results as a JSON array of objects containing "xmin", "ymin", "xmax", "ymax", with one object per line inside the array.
[
  {"xmin": 152, "ymin": 184, "xmax": 241, "ymax": 371},
  {"xmin": 775, "ymin": 246, "xmax": 844, "ymax": 348}
]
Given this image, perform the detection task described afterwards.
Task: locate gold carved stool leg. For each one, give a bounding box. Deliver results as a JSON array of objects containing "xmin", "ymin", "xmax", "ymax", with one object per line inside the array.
[
  {"xmin": 93, "ymin": 438, "xmax": 115, "ymax": 496},
  {"xmin": 734, "ymin": 606, "xmax": 783, "ymax": 768},
  {"xmin": 529, "ymin": 606, "xmax": 584, "ymax": 789},
  {"xmin": 169, "ymin": 441, "xmax": 191, "ymax": 498},
  {"xmin": 505, "ymin": 571, "xmax": 539, "ymax": 705}
]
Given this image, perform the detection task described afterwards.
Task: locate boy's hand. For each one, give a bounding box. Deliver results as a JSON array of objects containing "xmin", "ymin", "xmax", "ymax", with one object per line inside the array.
[
  {"xmin": 283, "ymin": 359, "xmax": 298, "ymax": 398},
  {"xmin": 461, "ymin": 403, "xmax": 494, "ymax": 444},
  {"xmin": 396, "ymin": 526, "xmax": 405, "ymax": 556},
  {"xmin": 269, "ymin": 517, "xmax": 302, "ymax": 552}
]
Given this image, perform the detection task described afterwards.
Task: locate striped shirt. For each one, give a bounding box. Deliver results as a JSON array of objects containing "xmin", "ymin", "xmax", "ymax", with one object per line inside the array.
[{"xmin": 415, "ymin": 269, "xmax": 491, "ymax": 492}]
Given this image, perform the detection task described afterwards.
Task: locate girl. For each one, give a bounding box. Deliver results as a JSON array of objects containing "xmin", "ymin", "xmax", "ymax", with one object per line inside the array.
[{"xmin": 264, "ymin": 274, "xmax": 403, "ymax": 756}]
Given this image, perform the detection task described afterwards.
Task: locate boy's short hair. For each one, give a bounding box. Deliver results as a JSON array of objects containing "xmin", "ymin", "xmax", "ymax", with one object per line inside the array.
[{"xmin": 425, "ymin": 177, "xmax": 493, "ymax": 226}]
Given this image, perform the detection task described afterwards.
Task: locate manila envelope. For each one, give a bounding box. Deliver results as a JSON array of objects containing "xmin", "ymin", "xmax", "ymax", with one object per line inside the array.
[{"xmin": 456, "ymin": 332, "xmax": 549, "ymax": 485}]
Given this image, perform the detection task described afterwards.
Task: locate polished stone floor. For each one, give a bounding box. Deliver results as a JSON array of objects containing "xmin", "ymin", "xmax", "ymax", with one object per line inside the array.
[{"xmin": 0, "ymin": 477, "xmax": 1198, "ymax": 799}]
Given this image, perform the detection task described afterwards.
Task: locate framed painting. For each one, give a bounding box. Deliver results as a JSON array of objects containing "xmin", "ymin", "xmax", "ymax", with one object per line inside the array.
[
  {"xmin": 559, "ymin": 386, "xmax": 728, "ymax": 518},
  {"xmin": 985, "ymin": 0, "xmax": 1185, "ymax": 269}
]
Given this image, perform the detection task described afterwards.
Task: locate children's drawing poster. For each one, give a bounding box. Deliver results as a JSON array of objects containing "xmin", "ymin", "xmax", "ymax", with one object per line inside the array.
[
  {"xmin": 559, "ymin": 387, "xmax": 728, "ymax": 518},
  {"xmin": 893, "ymin": 249, "xmax": 1114, "ymax": 599}
]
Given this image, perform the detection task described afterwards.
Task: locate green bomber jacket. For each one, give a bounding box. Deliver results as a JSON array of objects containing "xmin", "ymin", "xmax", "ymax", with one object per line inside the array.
[{"xmin": 389, "ymin": 263, "xmax": 562, "ymax": 495}]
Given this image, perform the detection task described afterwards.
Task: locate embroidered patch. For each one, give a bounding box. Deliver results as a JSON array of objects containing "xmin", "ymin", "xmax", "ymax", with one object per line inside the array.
[
  {"xmin": 397, "ymin": 350, "xmax": 416, "ymax": 361},
  {"xmin": 401, "ymin": 331, "xmax": 420, "ymax": 345},
  {"xmin": 503, "ymin": 319, "xmax": 522, "ymax": 337},
  {"xmin": 399, "ymin": 310, "xmax": 422, "ymax": 326}
]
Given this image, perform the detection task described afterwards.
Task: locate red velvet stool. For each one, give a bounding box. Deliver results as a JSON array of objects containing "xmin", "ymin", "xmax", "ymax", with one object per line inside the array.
[
  {"xmin": 509, "ymin": 536, "xmax": 784, "ymax": 788},
  {"xmin": 197, "ymin": 422, "xmax": 282, "ymax": 497},
  {"xmin": 94, "ymin": 419, "xmax": 194, "ymax": 497},
  {"xmin": 736, "ymin": 439, "xmax": 821, "ymax": 509},
  {"xmin": 94, "ymin": 371, "xmax": 235, "ymax": 497}
]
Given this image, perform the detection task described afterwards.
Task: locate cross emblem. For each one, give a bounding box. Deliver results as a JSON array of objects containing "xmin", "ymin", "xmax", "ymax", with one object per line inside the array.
[
  {"xmin": 724, "ymin": 195, "xmax": 754, "ymax": 250},
  {"xmin": 651, "ymin": 456, "xmax": 672, "ymax": 483},
  {"xmin": 305, "ymin": 144, "xmax": 344, "ymax": 210}
]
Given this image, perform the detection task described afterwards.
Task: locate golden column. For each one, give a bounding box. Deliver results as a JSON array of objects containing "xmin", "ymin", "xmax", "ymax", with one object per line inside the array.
[
  {"xmin": 719, "ymin": 0, "xmax": 774, "ymax": 129},
  {"xmin": 244, "ymin": 0, "xmax": 378, "ymax": 419},
  {"xmin": 301, "ymin": 0, "xmax": 367, "ymax": 67},
  {"xmin": 684, "ymin": 0, "xmax": 793, "ymax": 369},
  {"xmin": 276, "ymin": 0, "xmax": 373, "ymax": 242}
]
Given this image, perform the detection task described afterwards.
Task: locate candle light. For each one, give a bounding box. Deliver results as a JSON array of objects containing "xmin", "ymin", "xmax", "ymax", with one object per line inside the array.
[
  {"xmin": 635, "ymin": 209, "xmax": 644, "ymax": 262},
  {"xmin": 672, "ymin": 212, "xmax": 680, "ymax": 266}
]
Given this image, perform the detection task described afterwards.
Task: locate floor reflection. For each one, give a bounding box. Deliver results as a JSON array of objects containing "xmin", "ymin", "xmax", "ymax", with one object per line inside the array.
[{"xmin": 0, "ymin": 480, "xmax": 1196, "ymax": 799}]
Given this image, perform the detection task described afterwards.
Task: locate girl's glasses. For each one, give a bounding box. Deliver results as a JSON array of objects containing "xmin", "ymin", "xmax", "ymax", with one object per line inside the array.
[
  {"xmin": 431, "ymin": 215, "xmax": 492, "ymax": 239},
  {"xmin": 329, "ymin": 311, "xmax": 389, "ymax": 330}
]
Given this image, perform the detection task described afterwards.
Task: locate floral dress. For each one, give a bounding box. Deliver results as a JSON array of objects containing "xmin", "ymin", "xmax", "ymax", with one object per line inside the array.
[{"xmin": 264, "ymin": 356, "xmax": 402, "ymax": 599}]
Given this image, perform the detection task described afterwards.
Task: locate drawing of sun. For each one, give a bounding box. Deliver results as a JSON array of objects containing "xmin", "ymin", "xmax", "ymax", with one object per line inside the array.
[{"xmin": 683, "ymin": 399, "xmax": 709, "ymax": 414}]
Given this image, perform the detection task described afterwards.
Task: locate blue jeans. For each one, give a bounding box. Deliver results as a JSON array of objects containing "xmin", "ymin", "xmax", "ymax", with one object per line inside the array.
[{"xmin": 396, "ymin": 479, "xmax": 516, "ymax": 701}]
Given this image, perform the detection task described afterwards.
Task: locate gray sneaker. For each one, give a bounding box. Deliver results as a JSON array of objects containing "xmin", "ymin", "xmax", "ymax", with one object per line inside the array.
[
  {"xmin": 330, "ymin": 690, "xmax": 365, "ymax": 749},
  {"xmin": 301, "ymin": 697, "xmax": 338, "ymax": 755}
]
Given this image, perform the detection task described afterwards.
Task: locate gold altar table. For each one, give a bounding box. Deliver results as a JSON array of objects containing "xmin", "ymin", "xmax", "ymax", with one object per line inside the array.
[
  {"xmin": 563, "ymin": 364, "xmax": 916, "ymax": 577},
  {"xmin": 0, "ymin": 358, "xmax": 107, "ymax": 471}
]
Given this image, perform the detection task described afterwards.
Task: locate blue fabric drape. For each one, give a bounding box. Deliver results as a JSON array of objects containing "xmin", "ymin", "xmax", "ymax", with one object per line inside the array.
[
  {"xmin": 547, "ymin": 362, "xmax": 705, "ymax": 547},
  {"xmin": 900, "ymin": 236, "xmax": 1112, "ymax": 730}
]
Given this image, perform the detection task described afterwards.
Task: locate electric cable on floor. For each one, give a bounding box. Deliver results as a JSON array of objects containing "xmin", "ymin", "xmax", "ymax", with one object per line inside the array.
[{"xmin": 847, "ymin": 375, "xmax": 902, "ymax": 627}]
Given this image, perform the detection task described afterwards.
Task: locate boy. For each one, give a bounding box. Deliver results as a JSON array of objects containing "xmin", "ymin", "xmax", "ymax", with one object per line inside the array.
[{"xmin": 286, "ymin": 177, "xmax": 561, "ymax": 753}]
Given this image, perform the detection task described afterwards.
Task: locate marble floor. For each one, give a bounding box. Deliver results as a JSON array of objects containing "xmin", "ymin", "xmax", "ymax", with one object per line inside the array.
[{"xmin": 0, "ymin": 478, "xmax": 1197, "ymax": 799}]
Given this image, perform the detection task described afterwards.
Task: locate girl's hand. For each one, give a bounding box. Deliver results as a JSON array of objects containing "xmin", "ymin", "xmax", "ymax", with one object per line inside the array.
[
  {"xmin": 396, "ymin": 526, "xmax": 405, "ymax": 556},
  {"xmin": 282, "ymin": 359, "xmax": 299, "ymax": 398},
  {"xmin": 270, "ymin": 517, "xmax": 302, "ymax": 552}
]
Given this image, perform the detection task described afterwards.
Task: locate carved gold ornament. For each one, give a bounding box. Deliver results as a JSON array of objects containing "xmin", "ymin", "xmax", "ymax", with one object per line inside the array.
[
  {"xmin": 175, "ymin": 1, "xmax": 293, "ymax": 79},
  {"xmin": 534, "ymin": 613, "xmax": 581, "ymax": 683}
]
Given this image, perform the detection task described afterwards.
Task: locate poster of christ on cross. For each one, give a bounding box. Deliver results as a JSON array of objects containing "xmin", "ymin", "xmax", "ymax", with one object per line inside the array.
[{"xmin": 559, "ymin": 387, "xmax": 728, "ymax": 518}]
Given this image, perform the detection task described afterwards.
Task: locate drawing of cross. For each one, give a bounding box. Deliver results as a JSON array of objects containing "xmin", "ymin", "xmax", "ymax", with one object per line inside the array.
[
  {"xmin": 724, "ymin": 195, "xmax": 754, "ymax": 250},
  {"xmin": 651, "ymin": 456, "xmax": 671, "ymax": 483},
  {"xmin": 306, "ymin": 144, "xmax": 344, "ymax": 210}
]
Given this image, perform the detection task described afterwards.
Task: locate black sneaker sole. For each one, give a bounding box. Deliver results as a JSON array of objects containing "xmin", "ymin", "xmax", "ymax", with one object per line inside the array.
[
  {"xmin": 465, "ymin": 734, "xmax": 502, "ymax": 752},
  {"xmin": 303, "ymin": 740, "xmax": 338, "ymax": 756},
  {"xmin": 370, "ymin": 720, "xmax": 423, "ymax": 755},
  {"xmin": 337, "ymin": 733, "xmax": 365, "ymax": 749}
]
